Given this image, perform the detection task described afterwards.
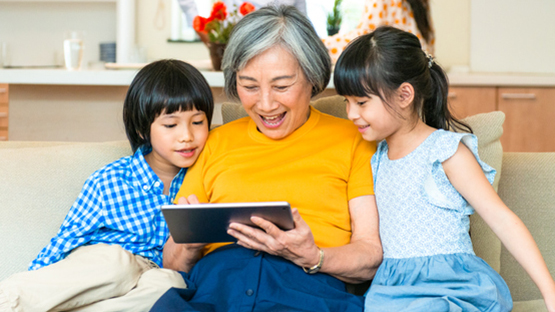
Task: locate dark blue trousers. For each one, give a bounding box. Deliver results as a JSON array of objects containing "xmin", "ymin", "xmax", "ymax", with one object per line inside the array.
[{"xmin": 151, "ymin": 244, "xmax": 364, "ymax": 312}]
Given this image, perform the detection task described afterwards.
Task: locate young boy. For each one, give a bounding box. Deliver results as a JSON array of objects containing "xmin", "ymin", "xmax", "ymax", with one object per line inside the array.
[{"xmin": 0, "ymin": 59, "xmax": 214, "ymax": 312}]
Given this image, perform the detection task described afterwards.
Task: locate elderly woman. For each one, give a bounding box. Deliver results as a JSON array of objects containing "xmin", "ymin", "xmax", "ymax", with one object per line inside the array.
[{"xmin": 153, "ymin": 5, "xmax": 382, "ymax": 311}]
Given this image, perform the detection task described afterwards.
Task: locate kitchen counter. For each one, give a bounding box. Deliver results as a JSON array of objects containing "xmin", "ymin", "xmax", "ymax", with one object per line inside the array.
[
  {"xmin": 2, "ymin": 65, "xmax": 555, "ymax": 143},
  {"xmin": 2, "ymin": 66, "xmax": 555, "ymax": 87},
  {"xmin": 0, "ymin": 68, "xmax": 225, "ymax": 87},
  {"xmin": 447, "ymin": 71, "xmax": 555, "ymax": 87}
]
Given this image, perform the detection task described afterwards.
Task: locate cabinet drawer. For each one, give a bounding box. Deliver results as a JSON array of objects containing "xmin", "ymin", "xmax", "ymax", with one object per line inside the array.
[
  {"xmin": 498, "ymin": 87, "xmax": 555, "ymax": 152},
  {"xmin": 0, "ymin": 129, "xmax": 7, "ymax": 141},
  {"xmin": 0, "ymin": 84, "xmax": 8, "ymax": 104},
  {"xmin": 448, "ymin": 87, "xmax": 497, "ymax": 119},
  {"xmin": 0, "ymin": 105, "xmax": 7, "ymax": 128}
]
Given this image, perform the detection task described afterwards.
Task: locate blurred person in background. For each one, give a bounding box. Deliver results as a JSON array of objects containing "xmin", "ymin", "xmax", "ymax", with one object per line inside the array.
[{"xmin": 322, "ymin": 0, "xmax": 434, "ymax": 64}]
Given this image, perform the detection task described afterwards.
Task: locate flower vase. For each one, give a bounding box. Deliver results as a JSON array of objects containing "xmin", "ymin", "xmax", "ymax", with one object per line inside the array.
[{"xmin": 208, "ymin": 42, "xmax": 226, "ymax": 71}]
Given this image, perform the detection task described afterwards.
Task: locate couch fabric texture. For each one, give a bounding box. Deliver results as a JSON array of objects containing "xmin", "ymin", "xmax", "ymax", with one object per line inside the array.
[{"xmin": 0, "ymin": 141, "xmax": 131, "ymax": 278}]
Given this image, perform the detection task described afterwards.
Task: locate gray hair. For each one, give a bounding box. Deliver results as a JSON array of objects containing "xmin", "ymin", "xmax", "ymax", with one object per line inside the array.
[{"xmin": 222, "ymin": 5, "xmax": 331, "ymax": 101}]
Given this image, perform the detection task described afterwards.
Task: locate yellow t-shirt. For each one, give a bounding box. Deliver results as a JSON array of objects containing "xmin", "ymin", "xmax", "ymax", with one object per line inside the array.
[{"xmin": 175, "ymin": 107, "xmax": 376, "ymax": 255}]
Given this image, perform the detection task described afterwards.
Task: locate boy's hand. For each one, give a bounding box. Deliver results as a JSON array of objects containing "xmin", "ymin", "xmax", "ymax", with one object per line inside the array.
[
  {"xmin": 163, "ymin": 195, "xmax": 204, "ymax": 272},
  {"xmin": 163, "ymin": 236, "xmax": 205, "ymax": 272},
  {"xmin": 177, "ymin": 194, "xmax": 199, "ymax": 205}
]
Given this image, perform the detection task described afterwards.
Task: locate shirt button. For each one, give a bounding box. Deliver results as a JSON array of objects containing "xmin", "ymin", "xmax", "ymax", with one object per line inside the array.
[
  {"xmin": 246, "ymin": 289, "xmax": 254, "ymax": 296},
  {"xmin": 154, "ymin": 181, "xmax": 160, "ymax": 187},
  {"xmin": 143, "ymin": 185, "xmax": 148, "ymax": 190}
]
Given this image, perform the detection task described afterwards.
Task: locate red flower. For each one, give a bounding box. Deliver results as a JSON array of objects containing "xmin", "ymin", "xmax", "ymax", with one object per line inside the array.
[
  {"xmin": 239, "ymin": 2, "xmax": 255, "ymax": 16},
  {"xmin": 193, "ymin": 16, "xmax": 208, "ymax": 33},
  {"xmin": 192, "ymin": 1, "xmax": 256, "ymax": 44},
  {"xmin": 210, "ymin": 1, "xmax": 227, "ymax": 21}
]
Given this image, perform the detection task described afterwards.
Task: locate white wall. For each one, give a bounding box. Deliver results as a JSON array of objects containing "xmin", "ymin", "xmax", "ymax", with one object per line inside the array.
[
  {"xmin": 136, "ymin": 0, "xmax": 209, "ymax": 62},
  {"xmin": 431, "ymin": 0, "xmax": 471, "ymax": 71},
  {"xmin": 0, "ymin": 1, "xmax": 117, "ymax": 68},
  {"xmin": 470, "ymin": 0, "xmax": 555, "ymax": 74}
]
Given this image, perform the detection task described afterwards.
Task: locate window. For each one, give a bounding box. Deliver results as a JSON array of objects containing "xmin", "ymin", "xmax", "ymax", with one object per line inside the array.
[{"xmin": 170, "ymin": 0, "xmax": 364, "ymax": 42}]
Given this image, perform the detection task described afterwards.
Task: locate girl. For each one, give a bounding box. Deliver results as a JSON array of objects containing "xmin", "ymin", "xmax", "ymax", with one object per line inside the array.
[
  {"xmin": 0, "ymin": 59, "xmax": 213, "ymax": 312},
  {"xmin": 334, "ymin": 26, "xmax": 555, "ymax": 311}
]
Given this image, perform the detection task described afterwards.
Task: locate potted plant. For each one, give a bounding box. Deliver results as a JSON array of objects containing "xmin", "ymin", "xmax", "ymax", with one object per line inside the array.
[
  {"xmin": 193, "ymin": 1, "xmax": 255, "ymax": 71},
  {"xmin": 327, "ymin": 0, "xmax": 342, "ymax": 36}
]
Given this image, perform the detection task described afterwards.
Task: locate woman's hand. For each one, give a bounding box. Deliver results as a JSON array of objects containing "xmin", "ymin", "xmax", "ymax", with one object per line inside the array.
[
  {"xmin": 228, "ymin": 196, "xmax": 383, "ymax": 284},
  {"xmin": 162, "ymin": 195, "xmax": 206, "ymax": 272},
  {"xmin": 227, "ymin": 208, "xmax": 321, "ymax": 269}
]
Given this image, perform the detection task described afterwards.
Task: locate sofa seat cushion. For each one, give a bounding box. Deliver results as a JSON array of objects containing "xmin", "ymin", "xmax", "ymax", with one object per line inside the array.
[
  {"xmin": 0, "ymin": 141, "xmax": 131, "ymax": 280},
  {"xmin": 512, "ymin": 299, "xmax": 548, "ymax": 312}
]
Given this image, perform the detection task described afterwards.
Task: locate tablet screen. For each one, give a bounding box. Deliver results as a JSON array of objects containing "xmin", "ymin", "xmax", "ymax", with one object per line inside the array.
[{"xmin": 162, "ymin": 201, "xmax": 294, "ymax": 243}]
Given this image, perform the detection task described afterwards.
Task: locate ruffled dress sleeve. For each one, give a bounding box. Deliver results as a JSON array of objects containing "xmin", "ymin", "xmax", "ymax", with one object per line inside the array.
[{"xmin": 423, "ymin": 130, "xmax": 496, "ymax": 215}]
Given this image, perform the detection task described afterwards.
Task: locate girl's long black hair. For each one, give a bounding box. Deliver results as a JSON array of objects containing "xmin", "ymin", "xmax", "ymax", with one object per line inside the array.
[{"xmin": 334, "ymin": 26, "xmax": 471, "ymax": 133}]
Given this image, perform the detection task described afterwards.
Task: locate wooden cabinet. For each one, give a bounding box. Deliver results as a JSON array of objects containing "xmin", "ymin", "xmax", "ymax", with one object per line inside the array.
[
  {"xmin": 0, "ymin": 84, "xmax": 8, "ymax": 141},
  {"xmin": 448, "ymin": 87, "xmax": 497, "ymax": 119},
  {"xmin": 447, "ymin": 86, "xmax": 555, "ymax": 152},
  {"xmin": 498, "ymin": 87, "xmax": 555, "ymax": 152}
]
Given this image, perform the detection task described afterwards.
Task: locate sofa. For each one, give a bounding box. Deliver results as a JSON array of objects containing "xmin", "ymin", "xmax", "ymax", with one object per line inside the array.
[{"xmin": 1, "ymin": 96, "xmax": 554, "ymax": 311}]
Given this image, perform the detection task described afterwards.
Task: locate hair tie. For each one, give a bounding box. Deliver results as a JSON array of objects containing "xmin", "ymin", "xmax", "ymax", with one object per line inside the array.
[{"xmin": 425, "ymin": 51, "xmax": 434, "ymax": 68}]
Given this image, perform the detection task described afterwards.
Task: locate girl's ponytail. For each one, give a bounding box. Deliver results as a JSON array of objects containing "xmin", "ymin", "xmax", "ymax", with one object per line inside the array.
[{"xmin": 424, "ymin": 58, "xmax": 472, "ymax": 133}]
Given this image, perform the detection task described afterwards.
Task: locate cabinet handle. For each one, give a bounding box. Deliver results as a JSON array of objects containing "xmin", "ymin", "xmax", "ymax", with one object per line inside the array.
[
  {"xmin": 0, "ymin": 88, "xmax": 6, "ymax": 93},
  {"xmin": 501, "ymin": 93, "xmax": 536, "ymax": 100},
  {"xmin": 0, "ymin": 112, "xmax": 7, "ymax": 117},
  {"xmin": 448, "ymin": 92, "xmax": 457, "ymax": 99}
]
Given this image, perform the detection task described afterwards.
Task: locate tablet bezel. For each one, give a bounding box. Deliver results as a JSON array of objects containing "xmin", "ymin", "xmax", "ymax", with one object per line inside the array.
[{"xmin": 161, "ymin": 201, "xmax": 294, "ymax": 244}]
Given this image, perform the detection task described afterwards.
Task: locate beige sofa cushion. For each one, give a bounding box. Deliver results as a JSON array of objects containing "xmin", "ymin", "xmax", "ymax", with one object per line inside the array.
[
  {"xmin": 497, "ymin": 152, "xmax": 555, "ymax": 302},
  {"xmin": 512, "ymin": 299, "xmax": 548, "ymax": 312},
  {"xmin": 311, "ymin": 95, "xmax": 349, "ymax": 120},
  {"xmin": 461, "ymin": 112, "xmax": 505, "ymax": 273},
  {"xmin": 0, "ymin": 141, "xmax": 131, "ymax": 280}
]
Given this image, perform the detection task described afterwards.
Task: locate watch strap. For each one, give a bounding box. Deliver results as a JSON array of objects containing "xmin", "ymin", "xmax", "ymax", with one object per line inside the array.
[{"xmin": 302, "ymin": 248, "xmax": 324, "ymax": 274}]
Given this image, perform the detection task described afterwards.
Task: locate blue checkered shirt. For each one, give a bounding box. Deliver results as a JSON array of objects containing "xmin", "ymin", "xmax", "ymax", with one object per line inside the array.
[{"xmin": 29, "ymin": 145, "xmax": 187, "ymax": 270}]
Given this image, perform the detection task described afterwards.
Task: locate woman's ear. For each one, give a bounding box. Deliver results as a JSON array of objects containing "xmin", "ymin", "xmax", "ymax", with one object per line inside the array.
[{"xmin": 397, "ymin": 82, "xmax": 415, "ymax": 109}]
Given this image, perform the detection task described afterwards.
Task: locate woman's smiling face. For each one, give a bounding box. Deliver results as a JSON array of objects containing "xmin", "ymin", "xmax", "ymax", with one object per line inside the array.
[{"xmin": 236, "ymin": 45, "xmax": 313, "ymax": 140}]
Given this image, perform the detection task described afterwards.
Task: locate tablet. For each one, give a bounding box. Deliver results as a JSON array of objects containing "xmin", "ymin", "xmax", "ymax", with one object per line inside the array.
[{"xmin": 161, "ymin": 201, "xmax": 295, "ymax": 243}]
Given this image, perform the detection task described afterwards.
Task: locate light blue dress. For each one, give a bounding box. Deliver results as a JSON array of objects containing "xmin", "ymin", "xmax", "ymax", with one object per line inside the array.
[{"xmin": 365, "ymin": 130, "xmax": 512, "ymax": 312}]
